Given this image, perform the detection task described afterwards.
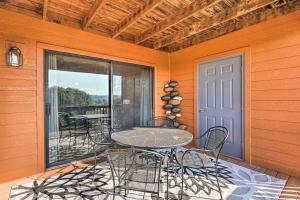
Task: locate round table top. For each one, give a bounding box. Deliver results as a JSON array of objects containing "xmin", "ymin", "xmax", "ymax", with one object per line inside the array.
[
  {"xmin": 111, "ymin": 127, "xmax": 193, "ymax": 149},
  {"xmin": 70, "ymin": 114, "xmax": 109, "ymax": 120}
]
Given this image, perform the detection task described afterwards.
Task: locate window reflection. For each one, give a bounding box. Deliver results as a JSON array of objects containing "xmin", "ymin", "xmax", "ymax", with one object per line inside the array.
[
  {"xmin": 45, "ymin": 52, "xmax": 153, "ymax": 168},
  {"xmin": 49, "ymin": 70, "xmax": 109, "ymax": 106},
  {"xmin": 46, "ymin": 52, "xmax": 110, "ymax": 168}
]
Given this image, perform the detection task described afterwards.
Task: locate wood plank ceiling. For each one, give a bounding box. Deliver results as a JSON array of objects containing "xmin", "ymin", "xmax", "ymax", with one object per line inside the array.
[{"xmin": 1, "ymin": 0, "xmax": 299, "ymax": 52}]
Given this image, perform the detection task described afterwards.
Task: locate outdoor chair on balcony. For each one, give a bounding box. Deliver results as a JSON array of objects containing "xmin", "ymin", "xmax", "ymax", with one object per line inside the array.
[
  {"xmin": 70, "ymin": 117, "xmax": 90, "ymax": 146},
  {"xmin": 178, "ymin": 126, "xmax": 228, "ymax": 200},
  {"xmin": 58, "ymin": 112, "xmax": 87, "ymax": 144},
  {"xmin": 58, "ymin": 112, "xmax": 73, "ymax": 143},
  {"xmin": 147, "ymin": 116, "xmax": 174, "ymax": 128},
  {"xmin": 85, "ymin": 122, "xmax": 113, "ymax": 180},
  {"xmin": 106, "ymin": 148, "xmax": 166, "ymax": 199}
]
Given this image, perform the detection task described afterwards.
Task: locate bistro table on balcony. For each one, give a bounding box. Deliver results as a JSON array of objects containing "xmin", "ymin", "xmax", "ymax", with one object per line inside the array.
[
  {"xmin": 111, "ymin": 127, "xmax": 193, "ymax": 150},
  {"xmin": 69, "ymin": 113, "xmax": 110, "ymax": 120},
  {"xmin": 69, "ymin": 113, "xmax": 111, "ymax": 133},
  {"xmin": 111, "ymin": 127, "xmax": 193, "ymax": 198},
  {"xmin": 111, "ymin": 127, "xmax": 193, "ymax": 169},
  {"xmin": 69, "ymin": 113, "xmax": 111, "ymax": 146}
]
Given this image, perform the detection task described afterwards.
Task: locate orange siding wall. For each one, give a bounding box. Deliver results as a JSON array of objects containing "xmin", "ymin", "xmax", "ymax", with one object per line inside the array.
[
  {"xmin": 0, "ymin": 8, "xmax": 300, "ymax": 183},
  {"xmin": 170, "ymin": 10, "xmax": 300, "ymax": 177},
  {"xmin": 0, "ymin": 9, "xmax": 169, "ymax": 183}
]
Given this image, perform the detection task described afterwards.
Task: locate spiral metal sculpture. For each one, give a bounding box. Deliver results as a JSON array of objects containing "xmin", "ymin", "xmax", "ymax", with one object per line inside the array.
[{"xmin": 161, "ymin": 80, "xmax": 187, "ymax": 130}]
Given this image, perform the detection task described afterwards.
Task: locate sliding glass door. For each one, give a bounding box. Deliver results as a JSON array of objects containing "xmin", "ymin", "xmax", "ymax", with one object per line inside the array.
[
  {"xmin": 112, "ymin": 62, "xmax": 153, "ymax": 129},
  {"xmin": 45, "ymin": 51, "xmax": 153, "ymax": 168}
]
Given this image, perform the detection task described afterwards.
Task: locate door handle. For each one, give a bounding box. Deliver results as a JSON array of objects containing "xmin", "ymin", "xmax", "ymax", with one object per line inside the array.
[{"xmin": 199, "ymin": 108, "xmax": 205, "ymax": 113}]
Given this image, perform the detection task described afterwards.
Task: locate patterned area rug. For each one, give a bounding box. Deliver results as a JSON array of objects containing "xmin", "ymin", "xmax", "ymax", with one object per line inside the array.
[{"xmin": 9, "ymin": 153, "xmax": 286, "ymax": 200}]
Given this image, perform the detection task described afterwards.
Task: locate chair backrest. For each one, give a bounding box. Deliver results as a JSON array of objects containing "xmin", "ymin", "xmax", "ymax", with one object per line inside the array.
[
  {"xmin": 87, "ymin": 121, "xmax": 112, "ymax": 145},
  {"xmin": 106, "ymin": 148, "xmax": 164, "ymax": 192},
  {"xmin": 147, "ymin": 116, "xmax": 174, "ymax": 128},
  {"xmin": 58, "ymin": 112, "xmax": 71, "ymax": 129},
  {"xmin": 203, "ymin": 126, "xmax": 228, "ymax": 158}
]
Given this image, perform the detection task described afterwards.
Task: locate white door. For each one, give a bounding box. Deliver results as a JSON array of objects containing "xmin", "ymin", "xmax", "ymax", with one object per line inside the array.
[{"xmin": 198, "ymin": 55, "xmax": 243, "ymax": 159}]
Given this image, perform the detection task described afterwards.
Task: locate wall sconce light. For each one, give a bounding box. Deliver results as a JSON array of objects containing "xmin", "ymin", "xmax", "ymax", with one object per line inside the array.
[{"xmin": 7, "ymin": 47, "xmax": 23, "ymax": 67}]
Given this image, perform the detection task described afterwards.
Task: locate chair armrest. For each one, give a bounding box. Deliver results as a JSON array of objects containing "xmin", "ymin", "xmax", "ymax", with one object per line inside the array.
[
  {"xmin": 189, "ymin": 147, "xmax": 214, "ymax": 154},
  {"xmin": 180, "ymin": 148, "xmax": 217, "ymax": 167},
  {"xmin": 190, "ymin": 147, "xmax": 221, "ymax": 162}
]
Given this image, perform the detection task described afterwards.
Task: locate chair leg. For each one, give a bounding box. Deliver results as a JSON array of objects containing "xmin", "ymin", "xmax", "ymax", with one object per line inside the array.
[
  {"xmin": 166, "ymin": 175, "xmax": 169, "ymax": 200},
  {"xmin": 215, "ymin": 166, "xmax": 223, "ymax": 200},
  {"xmin": 68, "ymin": 133, "xmax": 72, "ymax": 148},
  {"xmin": 181, "ymin": 170, "xmax": 184, "ymax": 200},
  {"xmin": 93, "ymin": 148, "xmax": 96, "ymax": 182},
  {"xmin": 112, "ymin": 177, "xmax": 116, "ymax": 200},
  {"xmin": 205, "ymin": 167, "xmax": 209, "ymax": 179},
  {"xmin": 113, "ymin": 187, "xmax": 116, "ymax": 200}
]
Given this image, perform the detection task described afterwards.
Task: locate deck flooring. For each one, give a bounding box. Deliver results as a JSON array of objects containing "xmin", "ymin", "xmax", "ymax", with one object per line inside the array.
[
  {"xmin": 221, "ymin": 156, "xmax": 300, "ymax": 200},
  {"xmin": 0, "ymin": 156, "xmax": 300, "ymax": 199}
]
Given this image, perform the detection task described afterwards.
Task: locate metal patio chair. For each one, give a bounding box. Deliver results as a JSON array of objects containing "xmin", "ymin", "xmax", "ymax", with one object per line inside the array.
[
  {"xmin": 85, "ymin": 120, "xmax": 113, "ymax": 177},
  {"xmin": 58, "ymin": 112, "xmax": 73, "ymax": 143},
  {"xmin": 58, "ymin": 112, "xmax": 87, "ymax": 146},
  {"xmin": 106, "ymin": 148, "xmax": 166, "ymax": 199},
  {"xmin": 178, "ymin": 126, "xmax": 228, "ymax": 200}
]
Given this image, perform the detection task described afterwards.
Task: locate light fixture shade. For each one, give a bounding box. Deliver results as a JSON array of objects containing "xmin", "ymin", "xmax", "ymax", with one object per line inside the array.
[{"xmin": 7, "ymin": 47, "xmax": 23, "ymax": 67}]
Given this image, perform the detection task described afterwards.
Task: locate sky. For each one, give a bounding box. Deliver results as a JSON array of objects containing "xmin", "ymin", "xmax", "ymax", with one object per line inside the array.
[{"xmin": 49, "ymin": 70, "xmax": 121, "ymax": 96}]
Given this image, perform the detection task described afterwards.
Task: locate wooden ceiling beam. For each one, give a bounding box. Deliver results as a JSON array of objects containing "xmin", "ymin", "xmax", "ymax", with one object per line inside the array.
[
  {"xmin": 82, "ymin": 0, "xmax": 108, "ymax": 30},
  {"xmin": 112, "ymin": 0, "xmax": 164, "ymax": 38},
  {"xmin": 168, "ymin": 0, "xmax": 300, "ymax": 52},
  {"xmin": 42, "ymin": 0, "xmax": 48, "ymax": 20},
  {"xmin": 135, "ymin": 0, "xmax": 223, "ymax": 44},
  {"xmin": 154, "ymin": 0, "xmax": 279, "ymax": 49}
]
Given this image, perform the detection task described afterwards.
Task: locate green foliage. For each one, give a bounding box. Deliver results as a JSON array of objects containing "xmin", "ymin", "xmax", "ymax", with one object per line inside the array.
[
  {"xmin": 49, "ymin": 87, "xmax": 121, "ymax": 107},
  {"xmin": 50, "ymin": 86, "xmax": 92, "ymax": 107},
  {"xmin": 113, "ymin": 96, "xmax": 122, "ymax": 105}
]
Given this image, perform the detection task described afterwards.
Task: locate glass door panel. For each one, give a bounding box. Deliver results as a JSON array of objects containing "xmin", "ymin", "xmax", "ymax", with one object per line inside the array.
[
  {"xmin": 45, "ymin": 51, "xmax": 154, "ymax": 168},
  {"xmin": 45, "ymin": 51, "xmax": 110, "ymax": 168},
  {"xmin": 112, "ymin": 62, "xmax": 153, "ymax": 129}
]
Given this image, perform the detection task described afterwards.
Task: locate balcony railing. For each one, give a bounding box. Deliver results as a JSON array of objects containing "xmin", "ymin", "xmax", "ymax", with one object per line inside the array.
[
  {"xmin": 60, "ymin": 105, "xmax": 110, "ymax": 115},
  {"xmin": 59, "ymin": 104, "xmax": 132, "ymax": 128}
]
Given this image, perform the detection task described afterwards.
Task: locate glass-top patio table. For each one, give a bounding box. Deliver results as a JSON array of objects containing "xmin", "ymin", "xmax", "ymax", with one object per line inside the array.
[
  {"xmin": 69, "ymin": 114, "xmax": 109, "ymax": 120},
  {"xmin": 111, "ymin": 127, "xmax": 193, "ymax": 197},
  {"xmin": 69, "ymin": 114, "xmax": 111, "ymax": 144},
  {"xmin": 111, "ymin": 127, "xmax": 193, "ymax": 149},
  {"xmin": 112, "ymin": 127, "xmax": 193, "ymax": 170}
]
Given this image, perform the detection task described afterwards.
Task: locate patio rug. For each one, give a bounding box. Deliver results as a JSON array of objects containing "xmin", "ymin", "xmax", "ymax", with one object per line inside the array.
[{"xmin": 9, "ymin": 151, "xmax": 286, "ymax": 200}]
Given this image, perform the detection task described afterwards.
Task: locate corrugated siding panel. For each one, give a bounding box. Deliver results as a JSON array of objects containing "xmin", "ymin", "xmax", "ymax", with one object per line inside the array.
[
  {"xmin": 251, "ymin": 41, "xmax": 300, "ymax": 177},
  {"xmin": 0, "ymin": 36, "xmax": 38, "ymax": 182},
  {"xmin": 171, "ymin": 10, "xmax": 300, "ymax": 177},
  {"xmin": 0, "ymin": 9, "xmax": 170, "ymax": 182},
  {"xmin": 171, "ymin": 62, "xmax": 194, "ymax": 133}
]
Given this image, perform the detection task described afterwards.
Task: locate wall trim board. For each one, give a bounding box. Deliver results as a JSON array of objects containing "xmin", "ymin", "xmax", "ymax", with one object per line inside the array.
[{"xmin": 36, "ymin": 42, "xmax": 159, "ymax": 67}]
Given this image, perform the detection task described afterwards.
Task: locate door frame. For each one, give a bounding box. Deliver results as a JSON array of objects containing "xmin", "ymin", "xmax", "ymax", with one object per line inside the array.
[
  {"xmin": 37, "ymin": 43, "xmax": 157, "ymax": 172},
  {"xmin": 197, "ymin": 53, "xmax": 244, "ymax": 160},
  {"xmin": 193, "ymin": 47, "xmax": 251, "ymax": 163},
  {"xmin": 44, "ymin": 50, "xmax": 114, "ymax": 168}
]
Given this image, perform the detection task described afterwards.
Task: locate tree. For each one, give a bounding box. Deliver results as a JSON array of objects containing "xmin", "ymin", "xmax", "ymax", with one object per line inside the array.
[{"xmin": 50, "ymin": 86, "xmax": 92, "ymax": 107}]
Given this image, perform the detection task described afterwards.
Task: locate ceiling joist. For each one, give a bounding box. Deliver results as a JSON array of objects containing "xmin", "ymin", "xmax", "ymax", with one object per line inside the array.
[
  {"xmin": 82, "ymin": 0, "xmax": 108, "ymax": 30},
  {"xmin": 154, "ymin": 0, "xmax": 279, "ymax": 49},
  {"xmin": 112, "ymin": 0, "xmax": 164, "ymax": 38},
  {"xmin": 42, "ymin": 0, "xmax": 48, "ymax": 20},
  {"xmin": 1, "ymin": 0, "xmax": 299, "ymax": 52},
  {"xmin": 168, "ymin": 0, "xmax": 300, "ymax": 52},
  {"xmin": 135, "ymin": 0, "xmax": 223, "ymax": 44}
]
